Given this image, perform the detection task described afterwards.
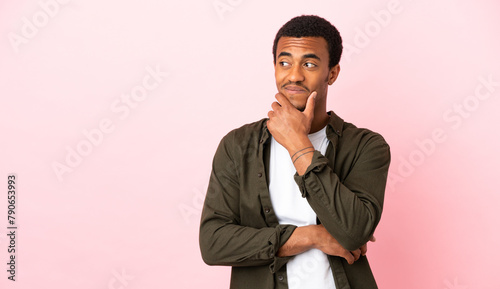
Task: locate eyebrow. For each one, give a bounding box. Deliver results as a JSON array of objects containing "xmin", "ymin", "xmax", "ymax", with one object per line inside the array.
[
  {"xmin": 303, "ymin": 53, "xmax": 321, "ymax": 61},
  {"xmin": 278, "ymin": 51, "xmax": 321, "ymax": 61}
]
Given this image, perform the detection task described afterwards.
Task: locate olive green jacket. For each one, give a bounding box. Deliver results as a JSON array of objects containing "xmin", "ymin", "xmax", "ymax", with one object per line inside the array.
[{"xmin": 200, "ymin": 111, "xmax": 390, "ymax": 289}]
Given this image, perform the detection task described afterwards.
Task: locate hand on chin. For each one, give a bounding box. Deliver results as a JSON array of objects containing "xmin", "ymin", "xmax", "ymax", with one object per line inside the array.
[{"xmin": 280, "ymin": 92, "xmax": 307, "ymax": 112}]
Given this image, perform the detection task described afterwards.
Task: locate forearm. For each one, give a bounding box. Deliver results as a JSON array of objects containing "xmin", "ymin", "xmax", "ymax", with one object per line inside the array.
[
  {"xmin": 286, "ymin": 136, "xmax": 315, "ymax": 176},
  {"xmin": 200, "ymin": 174, "xmax": 296, "ymax": 267},
  {"xmin": 277, "ymin": 224, "xmax": 361, "ymax": 265},
  {"xmin": 294, "ymin": 141, "xmax": 390, "ymax": 250},
  {"xmin": 302, "ymin": 169, "xmax": 380, "ymax": 250},
  {"xmin": 277, "ymin": 226, "xmax": 314, "ymax": 257},
  {"xmin": 199, "ymin": 132, "xmax": 300, "ymax": 267},
  {"xmin": 200, "ymin": 210, "xmax": 296, "ymax": 266},
  {"xmin": 286, "ymin": 145, "xmax": 380, "ymax": 250}
]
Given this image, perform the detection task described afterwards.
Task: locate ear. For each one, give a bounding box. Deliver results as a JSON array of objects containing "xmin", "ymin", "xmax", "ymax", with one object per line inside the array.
[{"xmin": 327, "ymin": 64, "xmax": 340, "ymax": 85}]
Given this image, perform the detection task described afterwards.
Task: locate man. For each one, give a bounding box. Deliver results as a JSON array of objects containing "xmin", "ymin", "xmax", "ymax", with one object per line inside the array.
[{"xmin": 200, "ymin": 15, "xmax": 390, "ymax": 289}]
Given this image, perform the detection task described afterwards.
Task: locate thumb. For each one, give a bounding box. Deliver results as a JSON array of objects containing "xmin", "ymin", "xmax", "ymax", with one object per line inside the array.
[{"xmin": 304, "ymin": 91, "xmax": 317, "ymax": 118}]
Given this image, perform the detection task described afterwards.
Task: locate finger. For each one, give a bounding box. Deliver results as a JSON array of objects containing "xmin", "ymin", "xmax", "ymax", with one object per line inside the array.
[
  {"xmin": 343, "ymin": 251, "xmax": 355, "ymax": 265},
  {"xmin": 268, "ymin": 111, "xmax": 275, "ymax": 119},
  {"xmin": 303, "ymin": 91, "xmax": 317, "ymax": 119},
  {"xmin": 271, "ymin": 101, "xmax": 281, "ymax": 111},
  {"xmin": 360, "ymin": 243, "xmax": 368, "ymax": 256},
  {"xmin": 350, "ymin": 249, "xmax": 361, "ymax": 262},
  {"xmin": 275, "ymin": 93, "xmax": 291, "ymax": 107},
  {"xmin": 370, "ymin": 235, "xmax": 376, "ymax": 242}
]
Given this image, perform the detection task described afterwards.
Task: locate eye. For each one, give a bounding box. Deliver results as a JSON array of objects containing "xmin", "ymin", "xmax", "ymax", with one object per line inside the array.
[
  {"xmin": 279, "ymin": 61, "xmax": 290, "ymax": 67},
  {"xmin": 304, "ymin": 62, "xmax": 317, "ymax": 68}
]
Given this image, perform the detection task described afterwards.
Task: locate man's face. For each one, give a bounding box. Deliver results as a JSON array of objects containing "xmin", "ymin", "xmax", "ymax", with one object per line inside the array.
[{"xmin": 274, "ymin": 36, "xmax": 337, "ymax": 111}]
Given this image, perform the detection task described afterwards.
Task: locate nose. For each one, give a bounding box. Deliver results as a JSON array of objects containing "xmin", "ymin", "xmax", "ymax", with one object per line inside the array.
[{"xmin": 288, "ymin": 64, "xmax": 305, "ymax": 83}]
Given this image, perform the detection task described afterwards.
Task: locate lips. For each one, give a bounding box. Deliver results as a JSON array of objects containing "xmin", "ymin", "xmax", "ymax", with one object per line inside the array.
[{"xmin": 284, "ymin": 85, "xmax": 308, "ymax": 93}]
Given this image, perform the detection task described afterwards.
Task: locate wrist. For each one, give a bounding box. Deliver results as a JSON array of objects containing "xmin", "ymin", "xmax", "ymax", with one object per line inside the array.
[
  {"xmin": 287, "ymin": 137, "xmax": 314, "ymax": 158},
  {"xmin": 296, "ymin": 225, "xmax": 319, "ymax": 252},
  {"xmin": 308, "ymin": 225, "xmax": 320, "ymax": 250}
]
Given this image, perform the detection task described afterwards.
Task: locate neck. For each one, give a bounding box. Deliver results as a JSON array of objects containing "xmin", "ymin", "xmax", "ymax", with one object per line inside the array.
[{"xmin": 309, "ymin": 111, "xmax": 330, "ymax": 133}]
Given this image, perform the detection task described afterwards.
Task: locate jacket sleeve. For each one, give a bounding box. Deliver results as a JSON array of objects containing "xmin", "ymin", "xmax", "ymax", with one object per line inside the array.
[
  {"xmin": 294, "ymin": 134, "xmax": 390, "ymax": 251},
  {"xmin": 199, "ymin": 132, "xmax": 296, "ymax": 271}
]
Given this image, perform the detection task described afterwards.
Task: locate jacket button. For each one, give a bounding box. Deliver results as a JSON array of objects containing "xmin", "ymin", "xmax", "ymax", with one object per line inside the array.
[
  {"xmin": 258, "ymin": 173, "xmax": 262, "ymax": 177},
  {"xmin": 278, "ymin": 275, "xmax": 284, "ymax": 281},
  {"xmin": 264, "ymin": 207, "xmax": 270, "ymax": 214}
]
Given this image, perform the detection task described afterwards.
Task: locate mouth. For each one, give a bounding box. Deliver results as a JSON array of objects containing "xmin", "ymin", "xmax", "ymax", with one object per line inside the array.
[{"xmin": 283, "ymin": 85, "xmax": 309, "ymax": 94}]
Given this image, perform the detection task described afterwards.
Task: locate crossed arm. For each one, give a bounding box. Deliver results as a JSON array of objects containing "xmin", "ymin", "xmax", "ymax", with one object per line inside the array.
[
  {"xmin": 200, "ymin": 92, "xmax": 390, "ymax": 267},
  {"xmin": 267, "ymin": 92, "xmax": 377, "ymax": 264},
  {"xmin": 277, "ymin": 224, "xmax": 375, "ymax": 264}
]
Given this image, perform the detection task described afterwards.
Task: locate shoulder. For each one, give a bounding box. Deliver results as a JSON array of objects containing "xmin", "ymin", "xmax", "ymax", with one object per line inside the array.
[
  {"xmin": 341, "ymin": 121, "xmax": 389, "ymax": 148},
  {"xmin": 221, "ymin": 118, "xmax": 268, "ymax": 147},
  {"xmin": 215, "ymin": 118, "xmax": 268, "ymax": 160},
  {"xmin": 337, "ymin": 121, "xmax": 390, "ymax": 165},
  {"xmin": 328, "ymin": 111, "xmax": 388, "ymax": 149}
]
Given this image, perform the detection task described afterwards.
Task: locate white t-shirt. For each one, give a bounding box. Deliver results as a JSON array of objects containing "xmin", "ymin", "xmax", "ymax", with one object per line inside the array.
[{"xmin": 269, "ymin": 126, "xmax": 335, "ymax": 289}]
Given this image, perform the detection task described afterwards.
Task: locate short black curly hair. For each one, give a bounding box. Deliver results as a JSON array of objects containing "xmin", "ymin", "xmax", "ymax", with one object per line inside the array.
[{"xmin": 273, "ymin": 15, "xmax": 343, "ymax": 68}]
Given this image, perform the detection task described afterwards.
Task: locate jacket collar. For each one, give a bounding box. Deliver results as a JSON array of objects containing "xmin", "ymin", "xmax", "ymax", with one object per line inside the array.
[{"xmin": 326, "ymin": 110, "xmax": 344, "ymax": 138}]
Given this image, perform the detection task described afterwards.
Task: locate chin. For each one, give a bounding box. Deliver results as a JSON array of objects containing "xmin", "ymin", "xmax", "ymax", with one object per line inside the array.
[
  {"xmin": 296, "ymin": 105, "xmax": 306, "ymax": 112},
  {"xmin": 290, "ymin": 98, "xmax": 307, "ymax": 112},
  {"xmin": 280, "ymin": 90, "xmax": 307, "ymax": 111},
  {"xmin": 284, "ymin": 96, "xmax": 304, "ymax": 110},
  {"xmin": 289, "ymin": 101, "xmax": 306, "ymax": 112}
]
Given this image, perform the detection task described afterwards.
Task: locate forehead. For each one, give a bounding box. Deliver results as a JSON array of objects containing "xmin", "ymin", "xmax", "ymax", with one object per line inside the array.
[{"xmin": 276, "ymin": 36, "xmax": 329, "ymax": 58}]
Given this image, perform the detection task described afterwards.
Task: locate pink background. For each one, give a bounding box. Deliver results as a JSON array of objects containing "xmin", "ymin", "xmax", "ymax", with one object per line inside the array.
[{"xmin": 1, "ymin": 0, "xmax": 500, "ymax": 288}]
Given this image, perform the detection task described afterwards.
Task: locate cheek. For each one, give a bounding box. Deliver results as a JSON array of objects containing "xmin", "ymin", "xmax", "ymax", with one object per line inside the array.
[
  {"xmin": 324, "ymin": 73, "xmax": 330, "ymax": 83},
  {"xmin": 308, "ymin": 74, "xmax": 326, "ymax": 86},
  {"xmin": 307, "ymin": 76, "xmax": 329, "ymax": 93},
  {"xmin": 274, "ymin": 68, "xmax": 283, "ymax": 79},
  {"xmin": 275, "ymin": 71, "xmax": 286, "ymax": 86}
]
